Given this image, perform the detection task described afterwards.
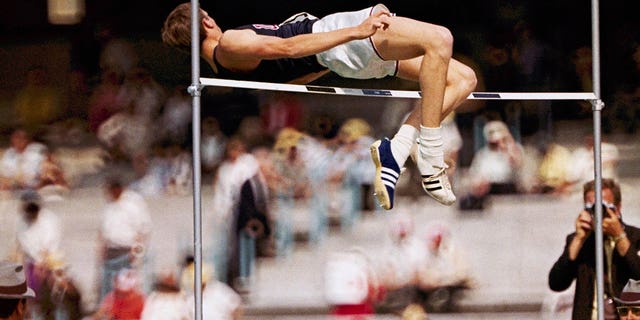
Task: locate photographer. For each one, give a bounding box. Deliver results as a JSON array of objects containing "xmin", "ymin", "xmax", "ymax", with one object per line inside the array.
[{"xmin": 549, "ymin": 178, "xmax": 640, "ymax": 319}]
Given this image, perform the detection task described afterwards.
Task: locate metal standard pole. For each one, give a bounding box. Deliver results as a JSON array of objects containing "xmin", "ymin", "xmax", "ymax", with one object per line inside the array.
[
  {"xmin": 591, "ymin": 0, "xmax": 604, "ymax": 319},
  {"xmin": 188, "ymin": 0, "xmax": 204, "ymax": 319}
]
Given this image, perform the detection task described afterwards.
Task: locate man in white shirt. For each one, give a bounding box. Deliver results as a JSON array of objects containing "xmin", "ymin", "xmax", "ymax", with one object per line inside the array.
[
  {"xmin": 16, "ymin": 191, "xmax": 62, "ymax": 267},
  {"xmin": 0, "ymin": 129, "xmax": 47, "ymax": 190},
  {"xmin": 99, "ymin": 178, "xmax": 152, "ymax": 300},
  {"xmin": 211, "ymin": 138, "xmax": 262, "ymax": 285},
  {"xmin": 14, "ymin": 191, "xmax": 62, "ymax": 319}
]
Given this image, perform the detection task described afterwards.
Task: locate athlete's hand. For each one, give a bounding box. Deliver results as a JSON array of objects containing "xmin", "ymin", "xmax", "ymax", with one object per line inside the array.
[{"xmin": 355, "ymin": 10, "xmax": 391, "ymax": 39}]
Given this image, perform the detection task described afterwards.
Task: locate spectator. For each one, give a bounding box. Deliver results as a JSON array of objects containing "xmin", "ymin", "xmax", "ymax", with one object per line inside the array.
[
  {"xmin": 251, "ymin": 146, "xmax": 279, "ymax": 258},
  {"xmin": 415, "ymin": 222, "xmax": 474, "ymax": 312},
  {"xmin": 42, "ymin": 257, "xmax": 83, "ymax": 320},
  {"xmin": 533, "ymin": 142, "xmax": 572, "ymax": 195},
  {"xmin": 376, "ymin": 211, "xmax": 424, "ymax": 312},
  {"xmin": 13, "ymin": 190, "xmax": 62, "ymax": 318},
  {"xmin": 260, "ymin": 92, "xmax": 304, "ymax": 137},
  {"xmin": 549, "ymin": 178, "xmax": 640, "ymax": 320},
  {"xmin": 272, "ymin": 127, "xmax": 335, "ymax": 245},
  {"xmin": 93, "ymin": 268, "xmax": 145, "ymax": 320},
  {"xmin": 140, "ymin": 271, "xmax": 191, "ymax": 320},
  {"xmin": 160, "ymin": 85, "xmax": 192, "ymax": 146},
  {"xmin": 325, "ymin": 249, "xmax": 381, "ymax": 319},
  {"xmin": 96, "ymin": 25, "xmax": 139, "ymax": 79},
  {"xmin": 87, "ymin": 70, "xmax": 124, "ymax": 133},
  {"xmin": 181, "ymin": 255, "xmax": 243, "ymax": 320},
  {"xmin": 129, "ymin": 146, "xmax": 170, "ymax": 197},
  {"xmin": 0, "ymin": 261, "xmax": 36, "ymax": 320},
  {"xmin": 165, "ymin": 143, "xmax": 193, "ymax": 196},
  {"xmin": 0, "ymin": 129, "xmax": 47, "ymax": 191},
  {"xmin": 566, "ymin": 135, "xmax": 620, "ymax": 193},
  {"xmin": 271, "ymin": 128, "xmax": 310, "ymax": 256},
  {"xmin": 458, "ymin": 120, "xmax": 524, "ymax": 210},
  {"xmin": 230, "ymin": 165, "xmax": 271, "ymax": 293},
  {"xmin": 37, "ymin": 149, "xmax": 69, "ymax": 199},
  {"xmin": 211, "ymin": 137, "xmax": 270, "ymax": 292},
  {"xmin": 179, "ymin": 255, "xmax": 213, "ymax": 295},
  {"xmin": 116, "ymin": 67, "xmax": 166, "ymax": 122},
  {"xmin": 129, "ymin": 142, "xmax": 193, "ymax": 197},
  {"xmin": 96, "ymin": 101, "xmax": 155, "ymax": 163},
  {"xmin": 210, "ymin": 137, "xmax": 260, "ymax": 285},
  {"xmin": 98, "ymin": 178, "xmax": 152, "ymax": 301},
  {"xmin": 331, "ymin": 118, "xmax": 377, "ymax": 227},
  {"xmin": 201, "ymin": 117, "xmax": 226, "ymax": 175},
  {"xmin": 614, "ymin": 279, "xmax": 640, "ymax": 320},
  {"xmin": 236, "ymin": 116, "xmax": 271, "ymax": 151},
  {"xmin": 12, "ymin": 66, "xmax": 62, "ymax": 135}
]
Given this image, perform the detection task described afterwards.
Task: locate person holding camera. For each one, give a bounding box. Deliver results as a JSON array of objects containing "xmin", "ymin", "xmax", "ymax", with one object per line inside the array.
[{"xmin": 549, "ymin": 178, "xmax": 640, "ymax": 319}]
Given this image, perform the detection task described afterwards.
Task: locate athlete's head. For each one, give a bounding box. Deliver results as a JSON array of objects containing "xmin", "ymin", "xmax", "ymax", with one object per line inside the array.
[{"xmin": 161, "ymin": 3, "xmax": 207, "ymax": 53}]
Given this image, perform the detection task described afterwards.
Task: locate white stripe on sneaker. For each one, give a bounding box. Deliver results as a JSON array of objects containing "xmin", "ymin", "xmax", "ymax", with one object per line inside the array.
[
  {"xmin": 383, "ymin": 180, "xmax": 396, "ymax": 189},
  {"xmin": 381, "ymin": 173, "xmax": 398, "ymax": 184},
  {"xmin": 381, "ymin": 167, "xmax": 399, "ymax": 178}
]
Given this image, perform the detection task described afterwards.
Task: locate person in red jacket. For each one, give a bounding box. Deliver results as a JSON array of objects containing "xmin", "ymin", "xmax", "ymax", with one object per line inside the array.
[{"xmin": 93, "ymin": 269, "xmax": 145, "ymax": 320}]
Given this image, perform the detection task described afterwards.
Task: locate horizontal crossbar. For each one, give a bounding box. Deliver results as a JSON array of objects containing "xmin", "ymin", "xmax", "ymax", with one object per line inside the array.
[{"xmin": 200, "ymin": 77, "xmax": 598, "ymax": 101}]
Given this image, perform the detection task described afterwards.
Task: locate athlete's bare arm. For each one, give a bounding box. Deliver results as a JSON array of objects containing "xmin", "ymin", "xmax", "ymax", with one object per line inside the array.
[{"xmin": 215, "ymin": 11, "xmax": 391, "ymax": 72}]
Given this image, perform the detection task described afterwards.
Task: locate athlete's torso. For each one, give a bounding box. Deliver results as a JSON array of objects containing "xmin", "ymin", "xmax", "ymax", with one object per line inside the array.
[{"xmin": 213, "ymin": 19, "xmax": 326, "ymax": 83}]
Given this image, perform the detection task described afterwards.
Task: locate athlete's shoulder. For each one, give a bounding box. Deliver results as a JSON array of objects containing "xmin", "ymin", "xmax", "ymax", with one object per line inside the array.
[{"xmin": 219, "ymin": 29, "xmax": 258, "ymax": 48}]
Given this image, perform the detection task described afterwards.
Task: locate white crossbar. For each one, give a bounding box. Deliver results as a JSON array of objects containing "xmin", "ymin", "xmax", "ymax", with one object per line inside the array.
[{"xmin": 200, "ymin": 77, "xmax": 597, "ymax": 101}]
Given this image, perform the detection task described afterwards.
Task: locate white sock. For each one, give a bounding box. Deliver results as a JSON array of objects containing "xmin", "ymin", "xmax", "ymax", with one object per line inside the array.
[
  {"xmin": 390, "ymin": 124, "xmax": 418, "ymax": 167},
  {"xmin": 419, "ymin": 125, "xmax": 445, "ymax": 171}
]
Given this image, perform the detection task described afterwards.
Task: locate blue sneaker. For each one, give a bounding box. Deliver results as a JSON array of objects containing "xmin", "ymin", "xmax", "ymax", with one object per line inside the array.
[{"xmin": 370, "ymin": 138, "xmax": 401, "ymax": 210}]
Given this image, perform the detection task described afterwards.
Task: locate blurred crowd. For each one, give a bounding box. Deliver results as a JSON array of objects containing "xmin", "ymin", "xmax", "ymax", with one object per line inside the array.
[{"xmin": 0, "ymin": 2, "xmax": 639, "ymax": 319}]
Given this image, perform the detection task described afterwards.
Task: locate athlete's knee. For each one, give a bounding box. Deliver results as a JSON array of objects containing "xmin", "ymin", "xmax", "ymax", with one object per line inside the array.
[
  {"xmin": 458, "ymin": 64, "xmax": 477, "ymax": 93},
  {"xmin": 426, "ymin": 26, "xmax": 453, "ymax": 59}
]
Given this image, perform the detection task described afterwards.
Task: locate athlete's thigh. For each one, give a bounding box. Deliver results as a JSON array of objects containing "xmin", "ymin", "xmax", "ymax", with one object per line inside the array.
[{"xmin": 372, "ymin": 16, "xmax": 446, "ymax": 61}]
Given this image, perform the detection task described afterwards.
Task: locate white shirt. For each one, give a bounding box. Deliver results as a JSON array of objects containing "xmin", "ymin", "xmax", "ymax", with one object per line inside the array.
[
  {"xmin": 18, "ymin": 208, "xmax": 62, "ymax": 263},
  {"xmin": 101, "ymin": 189, "xmax": 152, "ymax": 248},
  {"xmin": 140, "ymin": 291, "xmax": 192, "ymax": 320},
  {"xmin": 469, "ymin": 144, "xmax": 524, "ymax": 184},
  {"xmin": 567, "ymin": 142, "xmax": 620, "ymax": 185},
  {"xmin": 187, "ymin": 282, "xmax": 241, "ymax": 320},
  {"xmin": 212, "ymin": 154, "xmax": 260, "ymax": 222},
  {"xmin": 0, "ymin": 143, "xmax": 47, "ymax": 187}
]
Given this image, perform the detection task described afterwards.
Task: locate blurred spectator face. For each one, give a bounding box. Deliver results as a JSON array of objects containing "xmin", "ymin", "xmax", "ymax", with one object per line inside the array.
[
  {"xmin": 225, "ymin": 139, "xmax": 245, "ymax": 161},
  {"xmin": 21, "ymin": 202, "xmax": 40, "ymax": 224},
  {"xmin": 618, "ymin": 306, "xmax": 640, "ymax": 320},
  {"xmin": 202, "ymin": 117, "xmax": 220, "ymax": 135},
  {"xmin": 483, "ymin": 121, "xmax": 509, "ymax": 149},
  {"xmin": 10, "ymin": 130, "xmax": 30, "ymax": 152},
  {"xmin": 286, "ymin": 146, "xmax": 298, "ymax": 162},
  {"xmin": 105, "ymin": 183, "xmax": 124, "ymax": 201}
]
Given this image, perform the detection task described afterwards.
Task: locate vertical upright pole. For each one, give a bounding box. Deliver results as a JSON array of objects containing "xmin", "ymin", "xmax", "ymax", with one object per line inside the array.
[
  {"xmin": 188, "ymin": 1, "xmax": 203, "ymax": 320},
  {"xmin": 591, "ymin": 0, "xmax": 605, "ymax": 319}
]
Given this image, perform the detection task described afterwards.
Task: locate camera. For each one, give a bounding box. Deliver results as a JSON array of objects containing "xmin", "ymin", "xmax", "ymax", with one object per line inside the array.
[{"xmin": 585, "ymin": 201, "xmax": 617, "ymax": 218}]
